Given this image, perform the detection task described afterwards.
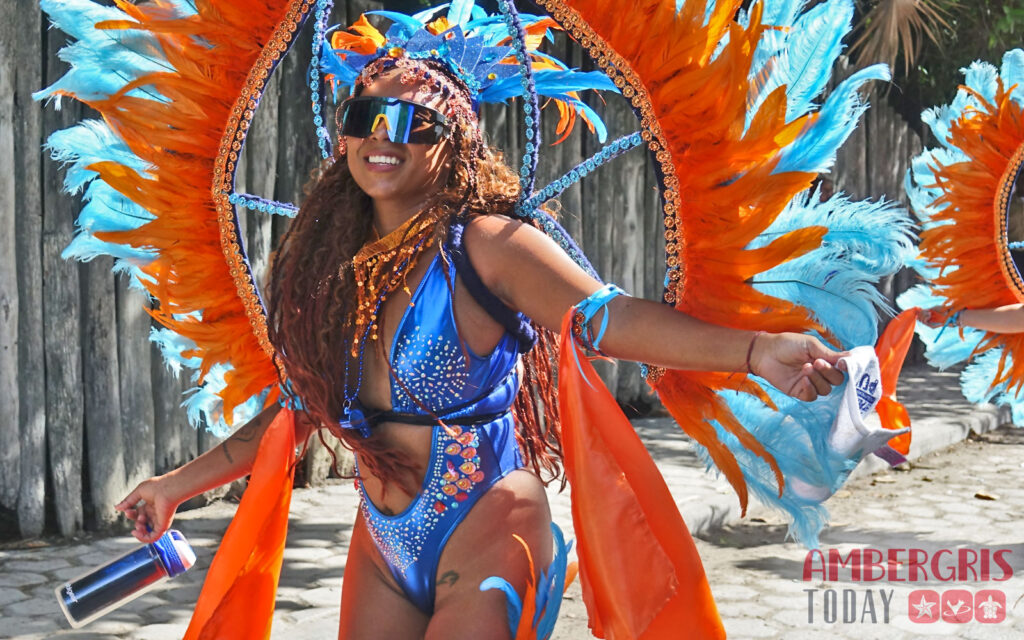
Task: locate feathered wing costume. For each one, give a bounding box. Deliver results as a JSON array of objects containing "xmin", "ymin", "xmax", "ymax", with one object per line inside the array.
[
  {"xmin": 38, "ymin": 0, "xmax": 915, "ymax": 638},
  {"xmin": 899, "ymin": 49, "xmax": 1024, "ymax": 421}
]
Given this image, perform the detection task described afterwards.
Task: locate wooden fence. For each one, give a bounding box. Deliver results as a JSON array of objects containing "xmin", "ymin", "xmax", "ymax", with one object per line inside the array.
[{"xmin": 0, "ymin": 1, "xmax": 922, "ymax": 539}]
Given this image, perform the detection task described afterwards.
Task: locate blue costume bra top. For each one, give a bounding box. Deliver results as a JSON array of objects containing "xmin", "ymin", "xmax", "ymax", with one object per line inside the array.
[{"xmin": 355, "ymin": 249, "xmax": 526, "ymax": 614}]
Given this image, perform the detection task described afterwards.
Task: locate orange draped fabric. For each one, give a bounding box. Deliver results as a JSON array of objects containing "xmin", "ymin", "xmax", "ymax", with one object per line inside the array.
[
  {"xmin": 875, "ymin": 309, "xmax": 917, "ymax": 455},
  {"xmin": 557, "ymin": 311, "xmax": 725, "ymax": 640},
  {"xmin": 184, "ymin": 408, "xmax": 296, "ymax": 640}
]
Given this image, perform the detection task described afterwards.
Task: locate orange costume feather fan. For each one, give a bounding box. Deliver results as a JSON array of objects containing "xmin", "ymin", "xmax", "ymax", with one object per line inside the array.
[
  {"xmin": 39, "ymin": 0, "xmax": 915, "ymax": 638},
  {"xmin": 899, "ymin": 49, "xmax": 1024, "ymax": 420}
]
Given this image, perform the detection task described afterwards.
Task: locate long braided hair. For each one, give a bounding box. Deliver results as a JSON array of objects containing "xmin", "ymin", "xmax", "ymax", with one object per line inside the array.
[{"xmin": 267, "ymin": 67, "xmax": 563, "ymax": 493}]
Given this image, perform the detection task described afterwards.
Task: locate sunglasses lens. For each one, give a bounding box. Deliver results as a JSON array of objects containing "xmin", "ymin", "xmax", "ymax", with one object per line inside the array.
[{"xmin": 340, "ymin": 98, "xmax": 447, "ymax": 145}]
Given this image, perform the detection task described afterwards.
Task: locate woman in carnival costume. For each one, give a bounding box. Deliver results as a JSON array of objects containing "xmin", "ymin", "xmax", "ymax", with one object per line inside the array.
[{"xmin": 38, "ymin": 0, "xmax": 916, "ymax": 637}]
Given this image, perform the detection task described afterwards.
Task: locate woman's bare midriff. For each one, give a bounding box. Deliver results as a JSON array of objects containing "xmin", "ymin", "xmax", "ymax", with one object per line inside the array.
[{"xmin": 357, "ymin": 421, "xmax": 434, "ymax": 514}]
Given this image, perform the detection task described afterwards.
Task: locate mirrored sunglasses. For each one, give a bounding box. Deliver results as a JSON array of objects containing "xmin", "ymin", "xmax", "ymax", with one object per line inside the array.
[{"xmin": 338, "ymin": 96, "xmax": 449, "ymax": 145}]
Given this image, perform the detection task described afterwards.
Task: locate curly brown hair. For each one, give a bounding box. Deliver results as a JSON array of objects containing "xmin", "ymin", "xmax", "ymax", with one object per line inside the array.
[{"xmin": 267, "ymin": 93, "xmax": 562, "ymax": 493}]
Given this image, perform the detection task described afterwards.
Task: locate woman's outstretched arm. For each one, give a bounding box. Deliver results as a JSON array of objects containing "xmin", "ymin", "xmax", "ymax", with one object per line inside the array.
[
  {"xmin": 921, "ymin": 303, "xmax": 1024, "ymax": 334},
  {"xmin": 466, "ymin": 215, "xmax": 845, "ymax": 401},
  {"xmin": 115, "ymin": 403, "xmax": 309, "ymax": 543}
]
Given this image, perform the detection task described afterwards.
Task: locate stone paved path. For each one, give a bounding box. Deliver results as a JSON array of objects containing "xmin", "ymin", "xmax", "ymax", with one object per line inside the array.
[{"xmin": 1, "ymin": 367, "xmax": 1019, "ymax": 639}]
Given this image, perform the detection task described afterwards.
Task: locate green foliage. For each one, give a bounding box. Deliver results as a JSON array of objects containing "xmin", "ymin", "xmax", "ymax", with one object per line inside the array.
[{"xmin": 853, "ymin": 0, "xmax": 1024, "ymax": 130}]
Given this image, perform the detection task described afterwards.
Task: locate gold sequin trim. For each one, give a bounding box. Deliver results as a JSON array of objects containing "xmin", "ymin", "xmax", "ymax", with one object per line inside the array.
[
  {"xmin": 213, "ymin": 0, "xmax": 314, "ymax": 358},
  {"xmin": 996, "ymin": 142, "xmax": 1024, "ymax": 302},
  {"xmin": 535, "ymin": 0, "xmax": 681, "ymax": 305},
  {"xmin": 535, "ymin": 0, "xmax": 684, "ymax": 382}
]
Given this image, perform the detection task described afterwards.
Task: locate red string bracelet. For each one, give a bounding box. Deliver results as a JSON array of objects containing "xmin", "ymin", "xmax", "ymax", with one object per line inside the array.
[{"xmin": 746, "ymin": 331, "xmax": 765, "ymax": 375}]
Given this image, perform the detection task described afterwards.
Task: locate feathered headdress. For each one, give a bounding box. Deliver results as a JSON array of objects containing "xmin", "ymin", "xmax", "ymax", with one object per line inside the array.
[{"xmin": 318, "ymin": 2, "xmax": 615, "ymax": 140}]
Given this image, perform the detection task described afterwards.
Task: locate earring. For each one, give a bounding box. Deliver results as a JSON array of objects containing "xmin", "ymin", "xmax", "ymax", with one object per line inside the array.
[{"xmin": 337, "ymin": 136, "xmax": 347, "ymax": 157}]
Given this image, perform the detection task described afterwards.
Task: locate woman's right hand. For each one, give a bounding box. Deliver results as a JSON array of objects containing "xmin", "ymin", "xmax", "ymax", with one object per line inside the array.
[
  {"xmin": 917, "ymin": 306, "xmax": 951, "ymax": 328},
  {"xmin": 115, "ymin": 476, "xmax": 182, "ymax": 544}
]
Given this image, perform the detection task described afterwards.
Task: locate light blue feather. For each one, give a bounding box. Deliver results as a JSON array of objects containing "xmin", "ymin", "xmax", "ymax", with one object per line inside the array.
[
  {"xmin": 702, "ymin": 387, "xmax": 844, "ymax": 547},
  {"xmin": 751, "ymin": 189, "xmax": 914, "ymax": 348},
  {"xmin": 479, "ymin": 523, "xmax": 573, "ymax": 639},
  {"xmin": 181, "ymin": 364, "xmax": 270, "ymax": 437},
  {"xmin": 45, "ymin": 120, "xmax": 152, "ymax": 192},
  {"xmin": 759, "ymin": 0, "xmax": 806, "ymax": 28},
  {"xmin": 746, "ymin": 0, "xmax": 848, "ymax": 127},
  {"xmin": 35, "ymin": 0, "xmax": 187, "ymax": 105},
  {"xmin": 963, "ymin": 60, "xmax": 1000, "ymax": 105},
  {"xmin": 447, "ymin": 0, "xmax": 474, "ymax": 27},
  {"xmin": 479, "ymin": 577, "xmax": 523, "ymax": 636},
  {"xmin": 1001, "ymin": 49, "xmax": 1024, "ymax": 104},
  {"xmin": 781, "ymin": 0, "xmax": 853, "ymax": 121},
  {"xmin": 412, "ymin": 4, "xmax": 449, "ymax": 24},
  {"xmin": 774, "ymin": 64, "xmax": 889, "ymax": 174},
  {"xmin": 534, "ymin": 524, "xmax": 572, "ymax": 639}
]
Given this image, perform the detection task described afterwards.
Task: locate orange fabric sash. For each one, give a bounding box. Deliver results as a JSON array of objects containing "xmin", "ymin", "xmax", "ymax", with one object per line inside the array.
[
  {"xmin": 557, "ymin": 311, "xmax": 725, "ymax": 640},
  {"xmin": 875, "ymin": 309, "xmax": 917, "ymax": 455},
  {"xmin": 184, "ymin": 408, "xmax": 296, "ymax": 640}
]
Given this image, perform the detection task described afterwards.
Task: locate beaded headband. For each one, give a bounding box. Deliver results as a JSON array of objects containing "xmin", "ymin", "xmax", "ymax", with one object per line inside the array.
[{"xmin": 353, "ymin": 56, "xmax": 479, "ymax": 131}]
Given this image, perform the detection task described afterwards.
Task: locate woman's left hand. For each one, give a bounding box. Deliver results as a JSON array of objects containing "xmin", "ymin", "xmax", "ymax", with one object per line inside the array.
[{"xmin": 751, "ymin": 333, "xmax": 847, "ymax": 402}]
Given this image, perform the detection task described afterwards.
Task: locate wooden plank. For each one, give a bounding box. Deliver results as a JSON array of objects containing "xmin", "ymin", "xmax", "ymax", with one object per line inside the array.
[
  {"xmin": 275, "ymin": 10, "xmax": 327, "ymax": 209},
  {"xmin": 152, "ymin": 338, "xmax": 198, "ymax": 475},
  {"xmin": 583, "ymin": 76, "xmax": 619, "ymax": 393},
  {"xmin": 14, "ymin": 0, "xmax": 46, "ymax": 538},
  {"xmin": 245, "ymin": 71, "xmax": 281, "ymax": 290},
  {"xmin": 42, "ymin": 26, "xmax": 85, "ymax": 536},
  {"xmin": 610, "ymin": 96, "xmax": 646, "ymax": 406},
  {"xmin": 830, "ymin": 57, "xmax": 869, "ymax": 200},
  {"xmin": 0, "ymin": 6, "xmax": 20, "ymax": 511},
  {"xmin": 643, "ymin": 153, "xmax": 666, "ymax": 303},
  {"xmin": 118, "ymin": 279, "xmax": 156, "ymax": 490},
  {"xmin": 80, "ymin": 260, "xmax": 127, "ymax": 529}
]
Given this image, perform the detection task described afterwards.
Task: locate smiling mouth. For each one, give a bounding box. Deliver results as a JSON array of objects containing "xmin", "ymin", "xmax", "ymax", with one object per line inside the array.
[{"xmin": 365, "ymin": 154, "xmax": 402, "ymax": 167}]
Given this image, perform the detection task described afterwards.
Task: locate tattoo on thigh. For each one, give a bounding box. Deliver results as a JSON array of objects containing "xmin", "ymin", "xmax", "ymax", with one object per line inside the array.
[
  {"xmin": 436, "ymin": 571, "xmax": 459, "ymax": 588},
  {"xmin": 221, "ymin": 442, "xmax": 235, "ymax": 464}
]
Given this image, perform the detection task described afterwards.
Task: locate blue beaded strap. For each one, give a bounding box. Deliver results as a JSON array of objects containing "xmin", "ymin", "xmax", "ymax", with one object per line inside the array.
[
  {"xmin": 494, "ymin": 0, "xmax": 601, "ymax": 288},
  {"xmin": 495, "ymin": 0, "xmax": 541, "ymax": 206},
  {"xmin": 1009, "ymin": 241, "xmax": 1024, "ymax": 250},
  {"xmin": 310, "ymin": 0, "xmax": 336, "ymax": 160},
  {"xmin": 512, "ymin": 133, "xmax": 645, "ymax": 282},
  {"xmin": 517, "ymin": 132, "xmax": 646, "ymax": 217},
  {"xmin": 572, "ymin": 284, "xmax": 626, "ymax": 354},
  {"xmin": 228, "ymin": 192, "xmax": 298, "ymax": 217},
  {"xmin": 518, "ymin": 209, "xmax": 600, "ymax": 281}
]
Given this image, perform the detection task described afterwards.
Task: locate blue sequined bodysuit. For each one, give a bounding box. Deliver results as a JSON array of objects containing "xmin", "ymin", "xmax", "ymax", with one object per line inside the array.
[{"xmin": 355, "ymin": 250, "xmax": 526, "ymax": 614}]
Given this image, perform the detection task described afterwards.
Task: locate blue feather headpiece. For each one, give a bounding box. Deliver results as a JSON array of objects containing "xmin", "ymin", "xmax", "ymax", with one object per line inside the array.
[{"xmin": 317, "ymin": 0, "xmax": 615, "ymax": 137}]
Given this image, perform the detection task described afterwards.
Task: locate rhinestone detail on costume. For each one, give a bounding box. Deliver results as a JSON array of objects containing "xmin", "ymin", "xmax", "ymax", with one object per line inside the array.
[
  {"xmin": 391, "ymin": 328, "xmax": 472, "ymax": 414},
  {"xmin": 359, "ymin": 425, "xmax": 484, "ymax": 575}
]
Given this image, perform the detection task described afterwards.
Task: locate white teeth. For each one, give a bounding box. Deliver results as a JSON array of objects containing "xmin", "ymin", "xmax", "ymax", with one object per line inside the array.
[{"xmin": 367, "ymin": 155, "xmax": 401, "ymax": 165}]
